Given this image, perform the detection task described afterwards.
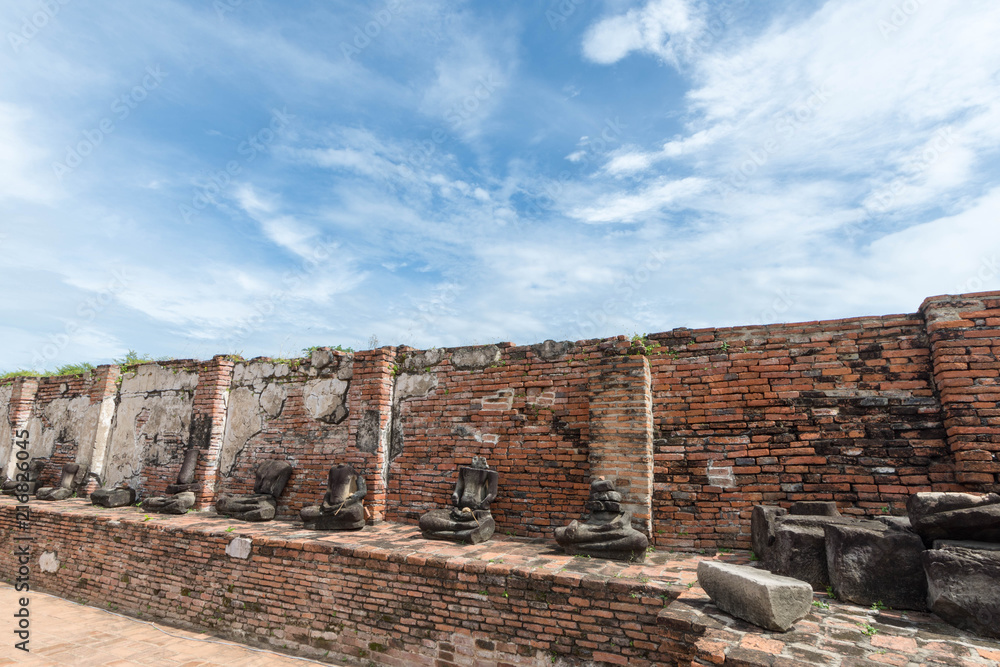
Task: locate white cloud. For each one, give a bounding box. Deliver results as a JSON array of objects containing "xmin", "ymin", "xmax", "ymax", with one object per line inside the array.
[
  {"xmin": 582, "ymin": 0, "xmax": 703, "ymax": 67},
  {"xmin": 603, "ymin": 148, "xmax": 656, "ymax": 176},
  {"xmin": 570, "ymin": 176, "xmax": 708, "ymax": 223}
]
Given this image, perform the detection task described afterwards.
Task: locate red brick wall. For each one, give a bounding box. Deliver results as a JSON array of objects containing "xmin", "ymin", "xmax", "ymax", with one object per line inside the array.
[
  {"xmin": 647, "ymin": 313, "xmax": 952, "ymax": 550},
  {"xmin": 348, "ymin": 347, "xmax": 396, "ymax": 521},
  {"xmin": 922, "ymin": 292, "xmax": 1000, "ymax": 492},
  {"xmin": 4, "ymin": 290, "xmax": 998, "ymax": 549},
  {"xmin": 588, "ymin": 348, "xmax": 654, "ymax": 535},
  {"xmin": 192, "ymin": 356, "xmax": 235, "ymax": 509},
  {"xmin": 385, "ymin": 342, "xmax": 599, "ymax": 538},
  {"xmin": 7, "ymin": 376, "xmax": 39, "ymax": 436}
]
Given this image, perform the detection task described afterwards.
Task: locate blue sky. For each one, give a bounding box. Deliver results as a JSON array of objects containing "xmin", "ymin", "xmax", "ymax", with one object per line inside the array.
[{"xmin": 2, "ymin": 0, "xmax": 1000, "ymax": 371}]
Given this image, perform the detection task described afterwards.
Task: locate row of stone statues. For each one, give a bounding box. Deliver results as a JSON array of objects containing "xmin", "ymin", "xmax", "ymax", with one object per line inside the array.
[
  {"xmin": 4, "ymin": 453, "xmax": 648, "ymax": 562},
  {"xmin": 2, "ymin": 460, "xmax": 85, "ymax": 501}
]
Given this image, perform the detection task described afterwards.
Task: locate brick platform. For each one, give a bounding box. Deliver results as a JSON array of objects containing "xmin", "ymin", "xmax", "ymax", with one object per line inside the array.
[{"xmin": 2, "ymin": 498, "xmax": 998, "ymax": 666}]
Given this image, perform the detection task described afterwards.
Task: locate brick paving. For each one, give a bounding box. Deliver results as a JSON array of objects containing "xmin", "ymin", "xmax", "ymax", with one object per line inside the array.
[
  {"xmin": 0, "ymin": 583, "xmax": 340, "ymax": 666},
  {"xmin": 664, "ymin": 587, "xmax": 1000, "ymax": 666}
]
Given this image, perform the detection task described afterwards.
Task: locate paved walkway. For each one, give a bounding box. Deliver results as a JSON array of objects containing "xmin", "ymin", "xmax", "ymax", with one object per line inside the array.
[{"xmin": 0, "ymin": 584, "xmax": 340, "ymax": 666}]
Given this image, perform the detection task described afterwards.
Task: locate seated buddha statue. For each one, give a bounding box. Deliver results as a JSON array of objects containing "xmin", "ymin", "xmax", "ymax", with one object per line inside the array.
[
  {"xmin": 555, "ymin": 477, "xmax": 649, "ymax": 562},
  {"xmin": 419, "ymin": 456, "xmax": 499, "ymax": 544},
  {"xmin": 215, "ymin": 459, "xmax": 293, "ymax": 522},
  {"xmin": 36, "ymin": 463, "xmax": 83, "ymax": 501},
  {"xmin": 300, "ymin": 463, "xmax": 367, "ymax": 530},
  {"xmin": 144, "ymin": 448, "xmax": 201, "ymax": 515},
  {"xmin": 2, "ymin": 459, "xmax": 45, "ymax": 497}
]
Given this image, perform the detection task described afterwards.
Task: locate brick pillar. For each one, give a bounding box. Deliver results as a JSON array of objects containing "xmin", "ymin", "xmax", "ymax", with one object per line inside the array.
[
  {"xmin": 82, "ymin": 365, "xmax": 122, "ymax": 495},
  {"xmin": 922, "ymin": 292, "xmax": 1000, "ymax": 492},
  {"xmin": 191, "ymin": 356, "xmax": 235, "ymax": 509},
  {"xmin": 3, "ymin": 377, "xmax": 39, "ymax": 479},
  {"xmin": 588, "ymin": 352, "xmax": 654, "ymax": 536},
  {"xmin": 348, "ymin": 347, "xmax": 395, "ymax": 522}
]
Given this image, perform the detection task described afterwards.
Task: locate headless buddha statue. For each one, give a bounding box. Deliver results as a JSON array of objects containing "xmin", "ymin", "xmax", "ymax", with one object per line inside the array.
[
  {"xmin": 215, "ymin": 459, "xmax": 293, "ymax": 522},
  {"xmin": 300, "ymin": 463, "xmax": 367, "ymax": 531},
  {"xmin": 144, "ymin": 448, "xmax": 200, "ymax": 515},
  {"xmin": 555, "ymin": 477, "xmax": 648, "ymax": 562},
  {"xmin": 419, "ymin": 456, "xmax": 499, "ymax": 544},
  {"xmin": 2, "ymin": 459, "xmax": 45, "ymax": 497},
  {"xmin": 36, "ymin": 463, "xmax": 83, "ymax": 501}
]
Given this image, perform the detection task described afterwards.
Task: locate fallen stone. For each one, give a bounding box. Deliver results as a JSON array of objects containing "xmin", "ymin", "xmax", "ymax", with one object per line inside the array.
[
  {"xmin": 769, "ymin": 523, "xmax": 829, "ymax": 590},
  {"xmin": 91, "ymin": 488, "xmax": 136, "ymax": 508},
  {"xmin": 907, "ymin": 492, "xmax": 1000, "ymax": 522},
  {"xmin": 932, "ymin": 540, "xmax": 1000, "ymax": 552},
  {"xmin": 751, "ymin": 505, "xmax": 787, "ymax": 561},
  {"xmin": 825, "ymin": 522, "xmax": 927, "ymax": 610},
  {"xmin": 790, "ymin": 501, "xmax": 840, "ymax": 516},
  {"xmin": 924, "ymin": 545, "xmax": 1000, "ymax": 639},
  {"xmin": 912, "ymin": 503, "xmax": 1000, "ymax": 544},
  {"xmin": 697, "ymin": 561, "xmax": 813, "ymax": 632},
  {"xmin": 875, "ymin": 515, "xmax": 912, "ymax": 531}
]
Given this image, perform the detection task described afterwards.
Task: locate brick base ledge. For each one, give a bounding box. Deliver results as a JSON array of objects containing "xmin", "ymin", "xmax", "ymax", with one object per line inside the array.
[
  {"xmin": 3, "ymin": 499, "xmax": 998, "ymax": 666},
  {"xmin": 1, "ymin": 498, "xmax": 738, "ymax": 666}
]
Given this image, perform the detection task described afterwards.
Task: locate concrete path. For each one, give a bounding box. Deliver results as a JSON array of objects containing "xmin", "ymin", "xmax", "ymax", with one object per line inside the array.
[{"xmin": 0, "ymin": 584, "xmax": 341, "ymax": 666}]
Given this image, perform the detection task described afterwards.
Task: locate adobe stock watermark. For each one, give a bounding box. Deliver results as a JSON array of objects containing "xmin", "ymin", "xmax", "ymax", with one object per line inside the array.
[
  {"xmin": 52, "ymin": 66, "xmax": 167, "ymax": 180},
  {"xmin": 224, "ymin": 238, "xmax": 337, "ymax": 350},
  {"xmin": 845, "ymin": 126, "xmax": 958, "ymax": 242},
  {"xmin": 568, "ymin": 244, "xmax": 669, "ymax": 341},
  {"xmin": 7, "ymin": 0, "xmax": 72, "ymax": 53},
  {"xmin": 522, "ymin": 116, "xmax": 626, "ymax": 217},
  {"xmin": 214, "ymin": 0, "xmax": 246, "ymax": 21},
  {"xmin": 545, "ymin": 0, "xmax": 583, "ymax": 30},
  {"xmin": 12, "ymin": 427, "xmax": 32, "ymax": 653},
  {"xmin": 718, "ymin": 83, "xmax": 832, "ymax": 197},
  {"xmin": 401, "ymin": 282, "xmax": 461, "ymax": 345},
  {"xmin": 752, "ymin": 288, "xmax": 796, "ymax": 326},
  {"xmin": 405, "ymin": 74, "xmax": 502, "ymax": 169},
  {"xmin": 179, "ymin": 107, "xmax": 294, "ymax": 224},
  {"xmin": 955, "ymin": 255, "xmax": 999, "ymax": 295},
  {"xmin": 878, "ymin": 0, "xmax": 927, "ymax": 39},
  {"xmin": 340, "ymin": 0, "xmax": 406, "ymax": 60},
  {"xmin": 30, "ymin": 269, "xmax": 130, "ymax": 370},
  {"xmin": 685, "ymin": 0, "xmax": 750, "ymax": 60},
  {"xmin": 861, "ymin": 127, "xmax": 957, "ymax": 220}
]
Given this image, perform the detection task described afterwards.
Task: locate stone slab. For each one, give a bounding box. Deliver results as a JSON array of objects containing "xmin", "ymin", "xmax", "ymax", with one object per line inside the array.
[{"xmin": 697, "ymin": 560, "xmax": 812, "ymax": 631}]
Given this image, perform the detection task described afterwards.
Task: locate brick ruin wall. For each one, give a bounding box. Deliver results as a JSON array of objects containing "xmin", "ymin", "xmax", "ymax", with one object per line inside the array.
[{"xmin": 2, "ymin": 291, "xmax": 998, "ymax": 549}]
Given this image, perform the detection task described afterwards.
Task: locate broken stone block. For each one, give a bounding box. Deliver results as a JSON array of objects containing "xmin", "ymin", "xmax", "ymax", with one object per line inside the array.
[
  {"xmin": 91, "ymin": 487, "xmax": 136, "ymax": 508},
  {"xmin": 143, "ymin": 491, "xmax": 195, "ymax": 514},
  {"xmin": 751, "ymin": 505, "xmax": 787, "ymax": 562},
  {"xmin": 769, "ymin": 524, "xmax": 829, "ymax": 590},
  {"xmin": 790, "ymin": 501, "xmax": 840, "ymax": 516},
  {"xmin": 908, "ymin": 492, "xmax": 1000, "ymax": 544},
  {"xmin": 824, "ymin": 521, "xmax": 927, "ymax": 610},
  {"xmin": 875, "ymin": 515, "xmax": 912, "ymax": 531},
  {"xmin": 924, "ymin": 545, "xmax": 1000, "ymax": 639},
  {"xmin": 697, "ymin": 561, "xmax": 813, "ymax": 632},
  {"xmin": 907, "ymin": 492, "xmax": 1000, "ymax": 521}
]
